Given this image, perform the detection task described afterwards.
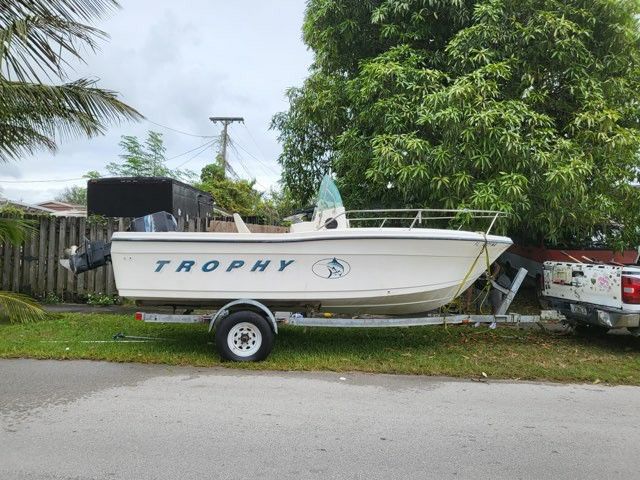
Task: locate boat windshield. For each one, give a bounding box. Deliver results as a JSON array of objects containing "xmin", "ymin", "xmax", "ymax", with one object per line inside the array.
[{"xmin": 315, "ymin": 175, "xmax": 344, "ymax": 211}]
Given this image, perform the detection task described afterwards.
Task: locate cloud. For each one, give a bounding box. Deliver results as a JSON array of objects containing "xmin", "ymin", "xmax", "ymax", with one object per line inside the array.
[{"xmin": 0, "ymin": 0, "xmax": 312, "ymax": 203}]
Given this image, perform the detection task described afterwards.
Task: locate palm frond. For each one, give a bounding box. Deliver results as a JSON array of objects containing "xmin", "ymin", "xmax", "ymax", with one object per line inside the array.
[
  {"xmin": 0, "ymin": 291, "xmax": 46, "ymax": 323},
  {"xmin": 0, "ymin": 217, "xmax": 36, "ymax": 244},
  {"xmin": 0, "ymin": 0, "xmax": 120, "ymax": 81},
  {"xmin": 0, "ymin": 121, "xmax": 57, "ymax": 161},
  {"xmin": 0, "ymin": 78, "xmax": 142, "ymax": 161}
]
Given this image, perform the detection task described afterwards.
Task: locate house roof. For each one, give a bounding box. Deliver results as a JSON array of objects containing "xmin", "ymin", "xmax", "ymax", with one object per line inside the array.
[
  {"xmin": 0, "ymin": 198, "xmax": 86, "ymax": 216},
  {"xmin": 0, "ymin": 199, "xmax": 56, "ymax": 214},
  {"xmin": 36, "ymin": 200, "xmax": 84, "ymax": 212}
]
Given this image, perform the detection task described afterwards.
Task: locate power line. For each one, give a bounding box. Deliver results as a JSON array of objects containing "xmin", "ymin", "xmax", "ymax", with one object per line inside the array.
[
  {"xmin": 225, "ymin": 161, "xmax": 240, "ymax": 180},
  {"xmin": 228, "ymin": 142, "xmax": 254, "ymax": 179},
  {"xmin": 0, "ymin": 140, "xmax": 216, "ymax": 184},
  {"xmin": 228, "ymin": 143, "xmax": 268, "ymax": 190},
  {"xmin": 0, "ymin": 177, "xmax": 85, "ymax": 184},
  {"xmin": 242, "ymin": 123, "xmax": 281, "ymax": 172},
  {"xmin": 175, "ymin": 141, "xmax": 216, "ymax": 169},
  {"xmin": 230, "ymin": 137, "xmax": 280, "ymax": 176},
  {"xmin": 146, "ymin": 119, "xmax": 216, "ymax": 138},
  {"xmin": 166, "ymin": 139, "xmax": 217, "ymax": 162}
]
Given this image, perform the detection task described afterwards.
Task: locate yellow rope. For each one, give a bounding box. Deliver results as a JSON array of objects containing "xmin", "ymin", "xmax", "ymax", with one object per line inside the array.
[
  {"xmin": 452, "ymin": 233, "xmax": 490, "ymax": 300},
  {"xmin": 445, "ymin": 233, "xmax": 493, "ymax": 326}
]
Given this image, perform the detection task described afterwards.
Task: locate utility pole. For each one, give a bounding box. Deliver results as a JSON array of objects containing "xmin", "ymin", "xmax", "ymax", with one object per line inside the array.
[{"xmin": 209, "ymin": 116, "xmax": 244, "ymax": 177}]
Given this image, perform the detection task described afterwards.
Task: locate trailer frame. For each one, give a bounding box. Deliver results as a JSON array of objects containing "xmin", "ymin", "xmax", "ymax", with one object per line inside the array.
[{"xmin": 133, "ymin": 268, "xmax": 553, "ymax": 361}]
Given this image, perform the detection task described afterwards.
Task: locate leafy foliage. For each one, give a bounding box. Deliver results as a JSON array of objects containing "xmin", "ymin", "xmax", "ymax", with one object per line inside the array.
[
  {"xmin": 105, "ymin": 131, "xmax": 196, "ymax": 182},
  {"xmin": 273, "ymin": 0, "xmax": 640, "ymax": 247},
  {"xmin": 85, "ymin": 292, "xmax": 118, "ymax": 305},
  {"xmin": 0, "ymin": 0, "xmax": 139, "ymax": 322},
  {"xmin": 0, "ymin": 203, "xmax": 26, "ymax": 217},
  {"xmin": 55, "ymin": 185, "xmax": 87, "ymax": 205},
  {"xmin": 0, "ymin": 216, "xmax": 34, "ymax": 243},
  {"xmin": 0, "ymin": 0, "xmax": 141, "ymax": 163},
  {"xmin": 0, "ymin": 217, "xmax": 44, "ymax": 323},
  {"xmin": 197, "ymin": 159, "xmax": 275, "ymax": 219},
  {"xmin": 0, "ymin": 291, "xmax": 46, "ymax": 323}
]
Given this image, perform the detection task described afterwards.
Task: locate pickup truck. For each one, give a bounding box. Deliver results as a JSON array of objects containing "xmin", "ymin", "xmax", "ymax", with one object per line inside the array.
[{"xmin": 541, "ymin": 261, "xmax": 640, "ymax": 336}]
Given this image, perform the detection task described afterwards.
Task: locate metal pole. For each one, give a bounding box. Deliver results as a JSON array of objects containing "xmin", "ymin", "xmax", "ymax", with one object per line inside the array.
[
  {"xmin": 209, "ymin": 117, "xmax": 244, "ymax": 177},
  {"xmin": 220, "ymin": 121, "xmax": 228, "ymax": 172},
  {"xmin": 495, "ymin": 267, "xmax": 528, "ymax": 315}
]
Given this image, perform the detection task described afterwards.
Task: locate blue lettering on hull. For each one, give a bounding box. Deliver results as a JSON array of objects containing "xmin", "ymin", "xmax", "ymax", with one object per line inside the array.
[{"xmin": 154, "ymin": 259, "xmax": 295, "ymax": 273}]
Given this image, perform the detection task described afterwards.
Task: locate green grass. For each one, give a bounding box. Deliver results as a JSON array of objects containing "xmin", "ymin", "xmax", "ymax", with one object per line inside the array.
[{"xmin": 0, "ymin": 312, "xmax": 639, "ymax": 384}]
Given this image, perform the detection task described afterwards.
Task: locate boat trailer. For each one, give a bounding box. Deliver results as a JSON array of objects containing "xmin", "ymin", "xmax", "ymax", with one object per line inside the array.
[{"xmin": 133, "ymin": 268, "xmax": 555, "ymax": 362}]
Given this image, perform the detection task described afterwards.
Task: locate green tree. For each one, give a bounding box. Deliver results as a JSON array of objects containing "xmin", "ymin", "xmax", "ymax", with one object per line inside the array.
[
  {"xmin": 55, "ymin": 185, "xmax": 87, "ymax": 206},
  {"xmin": 273, "ymin": 0, "xmax": 640, "ymax": 248},
  {"xmin": 197, "ymin": 158, "xmax": 274, "ymax": 220},
  {"xmin": 0, "ymin": 0, "xmax": 140, "ymax": 321},
  {"xmin": 106, "ymin": 131, "xmax": 196, "ymax": 182}
]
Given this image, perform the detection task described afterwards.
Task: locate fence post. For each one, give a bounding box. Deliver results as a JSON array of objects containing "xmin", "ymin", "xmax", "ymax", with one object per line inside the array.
[
  {"xmin": 45, "ymin": 217, "xmax": 56, "ymax": 294},
  {"xmin": 106, "ymin": 218, "xmax": 115, "ymax": 296},
  {"xmin": 86, "ymin": 222, "xmax": 97, "ymax": 294},
  {"xmin": 37, "ymin": 217, "xmax": 48, "ymax": 297},
  {"xmin": 56, "ymin": 217, "xmax": 66, "ymax": 297},
  {"xmin": 94, "ymin": 223, "xmax": 105, "ymax": 295},
  {"xmin": 11, "ymin": 241, "xmax": 20, "ymax": 292},
  {"xmin": 76, "ymin": 217, "xmax": 85, "ymax": 297},
  {"xmin": 66, "ymin": 217, "xmax": 77, "ymax": 301},
  {"xmin": 27, "ymin": 229, "xmax": 37, "ymax": 295},
  {"xmin": 2, "ymin": 239, "xmax": 11, "ymax": 291},
  {"xmin": 21, "ymin": 227, "xmax": 31, "ymax": 292}
]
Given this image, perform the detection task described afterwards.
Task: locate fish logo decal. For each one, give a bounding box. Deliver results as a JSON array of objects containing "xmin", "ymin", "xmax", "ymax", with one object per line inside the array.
[{"xmin": 312, "ymin": 257, "xmax": 350, "ymax": 279}]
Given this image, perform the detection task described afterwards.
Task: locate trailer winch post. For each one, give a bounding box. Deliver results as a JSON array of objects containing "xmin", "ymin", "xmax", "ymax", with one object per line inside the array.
[{"xmin": 495, "ymin": 267, "xmax": 528, "ymax": 315}]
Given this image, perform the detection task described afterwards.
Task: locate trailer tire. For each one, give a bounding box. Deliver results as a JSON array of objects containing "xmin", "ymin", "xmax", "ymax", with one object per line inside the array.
[{"xmin": 215, "ymin": 310, "xmax": 274, "ymax": 362}]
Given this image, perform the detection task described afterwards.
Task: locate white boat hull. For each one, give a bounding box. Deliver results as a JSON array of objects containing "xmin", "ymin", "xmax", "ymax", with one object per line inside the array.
[{"xmin": 110, "ymin": 229, "xmax": 512, "ymax": 315}]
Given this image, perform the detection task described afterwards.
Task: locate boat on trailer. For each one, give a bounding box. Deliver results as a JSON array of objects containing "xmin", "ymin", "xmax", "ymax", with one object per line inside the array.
[
  {"xmin": 110, "ymin": 176, "xmax": 511, "ymax": 314},
  {"xmin": 65, "ymin": 176, "xmax": 512, "ymax": 361}
]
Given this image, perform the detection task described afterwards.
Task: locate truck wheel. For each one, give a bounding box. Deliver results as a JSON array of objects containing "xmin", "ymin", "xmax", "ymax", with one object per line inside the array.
[{"xmin": 215, "ymin": 310, "xmax": 274, "ymax": 362}]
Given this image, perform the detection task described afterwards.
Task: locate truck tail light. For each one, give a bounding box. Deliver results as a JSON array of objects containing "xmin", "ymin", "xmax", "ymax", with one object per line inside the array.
[{"xmin": 621, "ymin": 275, "xmax": 640, "ymax": 304}]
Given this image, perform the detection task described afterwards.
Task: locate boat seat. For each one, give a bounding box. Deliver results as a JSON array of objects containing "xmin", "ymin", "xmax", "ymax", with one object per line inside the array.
[{"xmin": 233, "ymin": 213, "xmax": 251, "ymax": 234}]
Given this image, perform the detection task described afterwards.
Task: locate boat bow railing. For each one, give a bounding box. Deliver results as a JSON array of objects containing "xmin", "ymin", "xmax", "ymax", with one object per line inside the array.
[{"xmin": 318, "ymin": 209, "xmax": 508, "ymax": 235}]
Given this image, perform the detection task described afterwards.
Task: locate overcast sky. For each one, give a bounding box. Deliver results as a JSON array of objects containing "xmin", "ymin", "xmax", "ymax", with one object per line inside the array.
[{"xmin": 0, "ymin": 0, "xmax": 312, "ymax": 203}]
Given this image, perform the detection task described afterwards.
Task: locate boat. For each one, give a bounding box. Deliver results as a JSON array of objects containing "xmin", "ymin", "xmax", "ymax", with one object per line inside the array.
[{"xmin": 90, "ymin": 176, "xmax": 512, "ymax": 315}]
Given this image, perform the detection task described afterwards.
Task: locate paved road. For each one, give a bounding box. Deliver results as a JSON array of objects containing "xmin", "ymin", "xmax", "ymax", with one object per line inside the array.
[{"xmin": 1, "ymin": 360, "xmax": 639, "ymax": 480}]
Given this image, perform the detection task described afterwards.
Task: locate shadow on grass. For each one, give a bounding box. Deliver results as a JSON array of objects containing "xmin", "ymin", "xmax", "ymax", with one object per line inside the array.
[{"xmin": 559, "ymin": 329, "xmax": 640, "ymax": 353}]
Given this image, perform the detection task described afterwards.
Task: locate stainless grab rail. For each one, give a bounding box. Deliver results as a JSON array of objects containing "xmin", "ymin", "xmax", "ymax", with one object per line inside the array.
[{"xmin": 316, "ymin": 209, "xmax": 508, "ymax": 235}]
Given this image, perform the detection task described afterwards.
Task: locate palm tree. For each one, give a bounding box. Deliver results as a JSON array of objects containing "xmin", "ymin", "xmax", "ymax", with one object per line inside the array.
[
  {"xmin": 0, "ymin": 0, "xmax": 141, "ymax": 161},
  {"xmin": 0, "ymin": 0, "xmax": 142, "ymax": 321}
]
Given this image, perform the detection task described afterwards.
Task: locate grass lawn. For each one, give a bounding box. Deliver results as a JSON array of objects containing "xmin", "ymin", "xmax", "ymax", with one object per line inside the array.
[{"xmin": 0, "ymin": 312, "xmax": 638, "ymax": 384}]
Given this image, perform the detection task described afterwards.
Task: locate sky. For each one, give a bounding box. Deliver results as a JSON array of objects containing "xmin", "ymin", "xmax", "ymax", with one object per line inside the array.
[{"xmin": 0, "ymin": 0, "xmax": 312, "ymax": 203}]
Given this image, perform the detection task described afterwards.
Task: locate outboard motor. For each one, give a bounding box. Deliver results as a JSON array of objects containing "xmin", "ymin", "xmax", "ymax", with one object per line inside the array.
[
  {"xmin": 128, "ymin": 211, "xmax": 177, "ymax": 233},
  {"xmin": 67, "ymin": 238, "xmax": 111, "ymax": 274},
  {"xmin": 62, "ymin": 211, "xmax": 177, "ymax": 274}
]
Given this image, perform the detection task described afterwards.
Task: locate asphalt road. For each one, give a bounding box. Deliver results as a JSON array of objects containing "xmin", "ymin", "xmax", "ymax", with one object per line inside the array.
[{"xmin": 1, "ymin": 360, "xmax": 639, "ymax": 480}]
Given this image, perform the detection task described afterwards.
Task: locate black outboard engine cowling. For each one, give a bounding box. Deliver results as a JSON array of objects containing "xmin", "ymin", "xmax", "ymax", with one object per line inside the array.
[
  {"xmin": 68, "ymin": 239, "xmax": 111, "ymax": 274},
  {"xmin": 66, "ymin": 212, "xmax": 177, "ymax": 274},
  {"xmin": 128, "ymin": 211, "xmax": 177, "ymax": 232}
]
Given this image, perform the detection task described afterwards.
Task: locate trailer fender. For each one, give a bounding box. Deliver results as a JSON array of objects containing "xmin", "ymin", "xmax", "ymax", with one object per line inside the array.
[{"xmin": 208, "ymin": 299, "xmax": 278, "ymax": 334}]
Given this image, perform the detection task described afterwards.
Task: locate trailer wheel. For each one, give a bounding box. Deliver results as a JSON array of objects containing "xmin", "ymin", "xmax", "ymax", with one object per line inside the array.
[{"xmin": 215, "ymin": 310, "xmax": 274, "ymax": 362}]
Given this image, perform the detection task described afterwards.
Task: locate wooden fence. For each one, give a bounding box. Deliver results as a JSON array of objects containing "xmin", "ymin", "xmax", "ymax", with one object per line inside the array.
[{"xmin": 0, "ymin": 215, "xmax": 287, "ymax": 301}]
